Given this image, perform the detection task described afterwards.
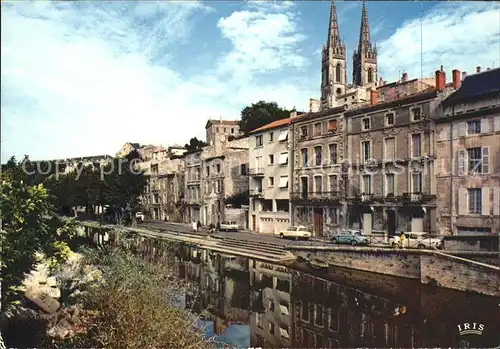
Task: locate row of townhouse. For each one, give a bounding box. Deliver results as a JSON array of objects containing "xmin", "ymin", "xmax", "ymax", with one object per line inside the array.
[
  {"xmin": 249, "ymin": 66, "xmax": 500, "ymax": 237},
  {"xmin": 183, "ymin": 120, "xmax": 250, "ymax": 227}
]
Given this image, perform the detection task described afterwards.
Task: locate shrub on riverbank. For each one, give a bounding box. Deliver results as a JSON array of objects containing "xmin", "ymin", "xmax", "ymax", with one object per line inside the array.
[{"xmin": 52, "ymin": 247, "xmax": 207, "ymax": 349}]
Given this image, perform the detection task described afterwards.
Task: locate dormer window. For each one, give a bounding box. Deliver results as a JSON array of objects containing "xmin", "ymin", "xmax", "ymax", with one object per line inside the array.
[
  {"xmin": 411, "ymin": 107, "xmax": 422, "ymax": 121},
  {"xmin": 362, "ymin": 118, "xmax": 370, "ymax": 131},
  {"xmin": 385, "ymin": 113, "xmax": 394, "ymax": 126}
]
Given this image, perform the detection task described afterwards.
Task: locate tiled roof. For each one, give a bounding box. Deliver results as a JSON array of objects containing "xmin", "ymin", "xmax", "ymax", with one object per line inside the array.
[
  {"xmin": 248, "ymin": 117, "xmax": 292, "ymax": 134},
  {"xmin": 443, "ymin": 68, "xmax": 500, "ymax": 106}
]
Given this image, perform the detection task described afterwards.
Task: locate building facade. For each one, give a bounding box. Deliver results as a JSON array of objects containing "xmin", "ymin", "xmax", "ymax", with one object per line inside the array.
[
  {"xmin": 248, "ymin": 117, "xmax": 294, "ymax": 234},
  {"xmin": 345, "ymin": 82, "xmax": 441, "ymax": 236},
  {"xmin": 184, "ymin": 149, "xmax": 203, "ymax": 223},
  {"xmin": 435, "ymin": 67, "xmax": 500, "ymax": 235},
  {"xmin": 290, "ymin": 107, "xmax": 346, "ymax": 236},
  {"xmin": 205, "ymin": 119, "xmax": 241, "ymax": 146}
]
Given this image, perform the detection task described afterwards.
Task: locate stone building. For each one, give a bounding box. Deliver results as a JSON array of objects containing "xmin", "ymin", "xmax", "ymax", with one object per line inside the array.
[
  {"xmin": 435, "ymin": 67, "xmax": 500, "ymax": 235},
  {"xmin": 200, "ymin": 137, "xmax": 249, "ymax": 226},
  {"xmin": 205, "ymin": 119, "xmax": 241, "ymax": 146},
  {"xmin": 183, "ymin": 149, "xmax": 203, "ymax": 223},
  {"xmin": 115, "ymin": 142, "xmax": 139, "ymax": 158},
  {"xmin": 248, "ymin": 116, "xmax": 296, "ymax": 234},
  {"xmin": 290, "ymin": 106, "xmax": 346, "ymax": 236},
  {"xmin": 58, "ymin": 154, "xmax": 113, "ymax": 174},
  {"xmin": 344, "ymin": 78, "xmax": 442, "ymax": 236}
]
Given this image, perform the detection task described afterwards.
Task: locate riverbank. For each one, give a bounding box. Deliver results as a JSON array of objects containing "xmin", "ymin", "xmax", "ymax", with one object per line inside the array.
[{"xmin": 76, "ymin": 221, "xmax": 500, "ymax": 297}]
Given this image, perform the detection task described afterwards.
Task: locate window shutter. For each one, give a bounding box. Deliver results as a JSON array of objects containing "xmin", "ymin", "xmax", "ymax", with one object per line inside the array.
[
  {"xmin": 481, "ymin": 187, "xmax": 490, "ymax": 216},
  {"xmin": 493, "ymin": 187, "xmax": 500, "ymax": 216},
  {"xmin": 481, "ymin": 117, "xmax": 491, "ymax": 133},
  {"xmin": 459, "ymin": 121, "xmax": 467, "ymax": 137},
  {"xmin": 457, "ymin": 149, "xmax": 466, "ymax": 175},
  {"xmin": 452, "ymin": 123, "xmax": 458, "ymax": 139},
  {"xmin": 494, "ymin": 116, "xmax": 500, "ymax": 132},
  {"xmin": 458, "ymin": 188, "xmax": 467, "ymax": 215},
  {"xmin": 481, "ymin": 147, "xmax": 489, "ymax": 174}
]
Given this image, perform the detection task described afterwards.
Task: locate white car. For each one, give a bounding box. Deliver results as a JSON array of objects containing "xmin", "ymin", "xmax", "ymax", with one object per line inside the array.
[
  {"xmin": 135, "ymin": 212, "xmax": 145, "ymax": 222},
  {"xmin": 276, "ymin": 226, "xmax": 312, "ymax": 240},
  {"xmin": 389, "ymin": 232, "xmax": 443, "ymax": 249},
  {"xmin": 220, "ymin": 221, "xmax": 239, "ymax": 232}
]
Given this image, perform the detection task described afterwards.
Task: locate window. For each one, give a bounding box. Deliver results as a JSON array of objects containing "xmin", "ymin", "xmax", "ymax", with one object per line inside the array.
[
  {"xmin": 215, "ymin": 180, "xmax": 222, "ymax": 193},
  {"xmin": 206, "ymin": 166, "xmax": 210, "ymax": 177},
  {"xmin": 279, "ymin": 176, "xmax": 289, "ymax": 188},
  {"xmin": 314, "ymin": 176, "xmax": 322, "ymax": 193},
  {"xmin": 314, "ymin": 305, "xmax": 324, "ymax": 327},
  {"xmin": 468, "ymin": 188, "xmax": 482, "ymax": 214},
  {"xmin": 467, "ymin": 120, "xmax": 481, "ymax": 135},
  {"xmin": 300, "ymin": 126, "xmax": 308, "ymax": 138},
  {"xmin": 412, "ymin": 107, "xmax": 422, "ymax": 121},
  {"xmin": 329, "ymin": 174, "xmax": 338, "ymax": 192},
  {"xmin": 231, "ymin": 128, "xmax": 234, "ymax": 134},
  {"xmin": 468, "ymin": 147, "xmax": 482, "ymax": 173},
  {"xmin": 335, "ymin": 63, "xmax": 341, "ymax": 83},
  {"xmin": 362, "ymin": 175, "xmax": 372, "ymax": 194},
  {"xmin": 328, "ymin": 119, "xmax": 337, "ymax": 132},
  {"xmin": 329, "ymin": 143, "xmax": 338, "ymax": 164},
  {"xmin": 256, "ymin": 313, "xmax": 263, "ymax": 329},
  {"xmin": 240, "ymin": 164, "xmax": 247, "ymax": 175},
  {"xmin": 362, "ymin": 118, "xmax": 370, "ymax": 130},
  {"xmin": 384, "ymin": 137, "xmax": 395, "ymax": 160},
  {"xmin": 368, "ymin": 67, "xmax": 373, "ymax": 83},
  {"xmin": 269, "ymin": 300, "xmax": 275, "ymax": 312},
  {"xmin": 385, "ymin": 173, "xmax": 395, "ymax": 195},
  {"xmin": 411, "ymin": 172, "xmax": 422, "ymax": 193},
  {"xmin": 385, "ymin": 112, "xmax": 394, "ymax": 126},
  {"xmin": 224, "ymin": 127, "xmax": 227, "ymax": 132},
  {"xmin": 301, "ymin": 148, "xmax": 308, "ymax": 167},
  {"xmin": 279, "ymin": 152, "xmax": 288, "ymax": 165},
  {"xmin": 268, "ymin": 154, "xmax": 274, "ymax": 165},
  {"xmin": 269, "ymin": 322, "xmax": 275, "ymax": 335},
  {"xmin": 361, "ymin": 141, "xmax": 371, "ymax": 162},
  {"xmin": 269, "ymin": 132, "xmax": 274, "ymax": 142},
  {"xmin": 256, "ymin": 135, "xmax": 263, "ymax": 147},
  {"xmin": 269, "ymin": 177, "xmax": 274, "ymax": 187},
  {"xmin": 278, "ymin": 130, "xmax": 288, "ymax": 142},
  {"xmin": 411, "ymin": 134, "xmax": 421, "ymax": 157},
  {"xmin": 328, "ymin": 208, "xmax": 338, "ymax": 225},
  {"xmin": 216, "ymin": 127, "xmax": 220, "ymax": 132},
  {"xmin": 314, "ymin": 123, "xmax": 322, "ymax": 137},
  {"xmin": 216, "ymin": 163, "xmax": 221, "ymax": 174},
  {"xmin": 315, "ymin": 146, "xmax": 323, "ymax": 166}
]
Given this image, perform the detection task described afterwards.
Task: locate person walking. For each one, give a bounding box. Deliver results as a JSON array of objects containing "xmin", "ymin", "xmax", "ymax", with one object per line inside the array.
[
  {"xmin": 192, "ymin": 220, "xmax": 198, "ymax": 232},
  {"xmin": 216, "ymin": 220, "xmax": 221, "ymax": 232},
  {"xmin": 400, "ymin": 231, "xmax": 406, "ymax": 249}
]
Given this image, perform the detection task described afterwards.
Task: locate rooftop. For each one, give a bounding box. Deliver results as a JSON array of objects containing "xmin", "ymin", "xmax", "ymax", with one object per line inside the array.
[
  {"xmin": 443, "ymin": 67, "xmax": 500, "ymax": 106},
  {"xmin": 205, "ymin": 119, "xmax": 239, "ymax": 129},
  {"xmin": 248, "ymin": 117, "xmax": 292, "ymax": 134}
]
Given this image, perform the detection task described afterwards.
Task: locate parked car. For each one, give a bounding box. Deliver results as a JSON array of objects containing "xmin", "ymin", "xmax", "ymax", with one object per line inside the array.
[
  {"xmin": 135, "ymin": 212, "xmax": 145, "ymax": 223},
  {"xmin": 389, "ymin": 232, "xmax": 443, "ymax": 249},
  {"xmin": 331, "ymin": 229, "xmax": 369, "ymax": 246},
  {"xmin": 219, "ymin": 221, "xmax": 239, "ymax": 232},
  {"xmin": 276, "ymin": 226, "xmax": 312, "ymax": 240}
]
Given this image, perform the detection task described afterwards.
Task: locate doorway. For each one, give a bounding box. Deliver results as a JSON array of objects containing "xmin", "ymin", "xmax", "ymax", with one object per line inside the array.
[
  {"xmin": 252, "ymin": 215, "xmax": 256, "ymax": 232},
  {"xmin": 387, "ymin": 210, "xmax": 396, "ymax": 237},
  {"xmin": 313, "ymin": 208, "xmax": 324, "ymax": 236}
]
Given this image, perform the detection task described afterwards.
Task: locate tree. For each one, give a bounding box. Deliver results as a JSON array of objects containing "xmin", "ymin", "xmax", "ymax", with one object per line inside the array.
[
  {"xmin": 0, "ymin": 177, "xmax": 73, "ymax": 308},
  {"xmin": 239, "ymin": 101, "xmax": 290, "ymax": 135},
  {"xmin": 184, "ymin": 137, "xmax": 207, "ymax": 151}
]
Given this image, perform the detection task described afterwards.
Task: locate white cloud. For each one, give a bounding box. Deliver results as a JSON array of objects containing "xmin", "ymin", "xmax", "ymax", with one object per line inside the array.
[
  {"xmin": 378, "ymin": 2, "xmax": 500, "ymax": 82},
  {"xmin": 1, "ymin": 1, "xmax": 312, "ymax": 161}
]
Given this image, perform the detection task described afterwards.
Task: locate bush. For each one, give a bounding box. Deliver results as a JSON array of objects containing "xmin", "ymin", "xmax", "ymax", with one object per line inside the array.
[{"xmin": 55, "ymin": 247, "xmax": 207, "ymax": 349}]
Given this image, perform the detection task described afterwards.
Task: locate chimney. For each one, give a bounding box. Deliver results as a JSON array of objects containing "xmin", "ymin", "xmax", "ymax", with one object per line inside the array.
[
  {"xmin": 435, "ymin": 66, "xmax": 446, "ymax": 91},
  {"xmin": 290, "ymin": 110, "xmax": 297, "ymax": 118},
  {"xmin": 370, "ymin": 89, "xmax": 378, "ymax": 106},
  {"xmin": 309, "ymin": 98, "xmax": 320, "ymax": 113},
  {"xmin": 452, "ymin": 69, "xmax": 461, "ymax": 89},
  {"xmin": 476, "ymin": 66, "xmax": 481, "ymax": 73},
  {"xmin": 378, "ymin": 76, "xmax": 384, "ymax": 86},
  {"xmin": 401, "ymin": 72, "xmax": 408, "ymax": 82},
  {"xmin": 462, "ymin": 71, "xmax": 467, "ymax": 81}
]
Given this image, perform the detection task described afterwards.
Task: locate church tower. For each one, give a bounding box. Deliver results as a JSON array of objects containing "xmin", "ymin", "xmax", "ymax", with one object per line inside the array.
[
  {"xmin": 352, "ymin": 0, "xmax": 377, "ymax": 87},
  {"xmin": 320, "ymin": 0, "xmax": 347, "ymax": 110}
]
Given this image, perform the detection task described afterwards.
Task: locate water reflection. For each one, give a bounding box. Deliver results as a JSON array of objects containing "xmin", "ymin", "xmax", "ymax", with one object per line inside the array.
[{"xmin": 175, "ymin": 246, "xmax": 500, "ymax": 349}]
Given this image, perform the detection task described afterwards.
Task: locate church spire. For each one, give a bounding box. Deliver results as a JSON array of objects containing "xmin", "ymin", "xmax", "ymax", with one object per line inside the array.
[
  {"xmin": 327, "ymin": 0, "xmax": 341, "ymax": 49},
  {"xmin": 358, "ymin": 0, "xmax": 371, "ymax": 53}
]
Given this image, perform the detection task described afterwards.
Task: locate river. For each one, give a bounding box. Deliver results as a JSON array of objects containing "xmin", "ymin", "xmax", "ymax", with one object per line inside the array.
[{"xmin": 172, "ymin": 244, "xmax": 500, "ymax": 349}]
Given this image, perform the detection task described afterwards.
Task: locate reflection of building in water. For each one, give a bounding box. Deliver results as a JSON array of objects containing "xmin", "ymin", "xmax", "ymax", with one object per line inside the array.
[
  {"xmin": 249, "ymin": 259, "xmax": 292, "ymax": 348},
  {"xmin": 291, "ymin": 272, "xmax": 415, "ymax": 348}
]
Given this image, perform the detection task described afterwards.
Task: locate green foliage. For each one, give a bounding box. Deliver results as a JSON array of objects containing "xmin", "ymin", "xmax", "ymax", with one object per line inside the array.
[
  {"xmin": 0, "ymin": 177, "xmax": 74, "ymax": 307},
  {"xmin": 239, "ymin": 100, "xmax": 290, "ymax": 134},
  {"xmin": 184, "ymin": 137, "xmax": 208, "ymax": 152},
  {"xmin": 57, "ymin": 247, "xmax": 207, "ymax": 349},
  {"xmin": 225, "ymin": 190, "xmax": 249, "ymax": 208}
]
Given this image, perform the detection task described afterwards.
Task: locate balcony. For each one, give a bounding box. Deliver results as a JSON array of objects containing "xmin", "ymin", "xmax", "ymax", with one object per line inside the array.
[
  {"xmin": 250, "ymin": 188, "xmax": 264, "ymax": 197},
  {"xmin": 248, "ymin": 168, "xmax": 265, "ymax": 177},
  {"xmin": 187, "ymin": 176, "xmax": 201, "ymax": 184},
  {"xmin": 361, "ymin": 193, "xmax": 374, "ymax": 202},
  {"xmin": 291, "ymin": 191, "xmax": 340, "ymax": 202}
]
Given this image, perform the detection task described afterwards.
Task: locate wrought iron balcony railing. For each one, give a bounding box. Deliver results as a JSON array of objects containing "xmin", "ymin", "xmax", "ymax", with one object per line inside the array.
[
  {"xmin": 248, "ymin": 168, "xmax": 265, "ymax": 176},
  {"xmin": 291, "ymin": 191, "xmax": 340, "ymax": 201}
]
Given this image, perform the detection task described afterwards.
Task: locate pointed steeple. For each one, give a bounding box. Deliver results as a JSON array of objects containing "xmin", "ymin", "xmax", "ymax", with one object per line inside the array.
[
  {"xmin": 358, "ymin": 0, "xmax": 371, "ymax": 53},
  {"xmin": 327, "ymin": 0, "xmax": 341, "ymax": 49}
]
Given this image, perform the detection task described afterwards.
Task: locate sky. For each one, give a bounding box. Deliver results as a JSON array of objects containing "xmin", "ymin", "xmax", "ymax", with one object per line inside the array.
[{"xmin": 2, "ymin": 1, "xmax": 499, "ymax": 161}]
